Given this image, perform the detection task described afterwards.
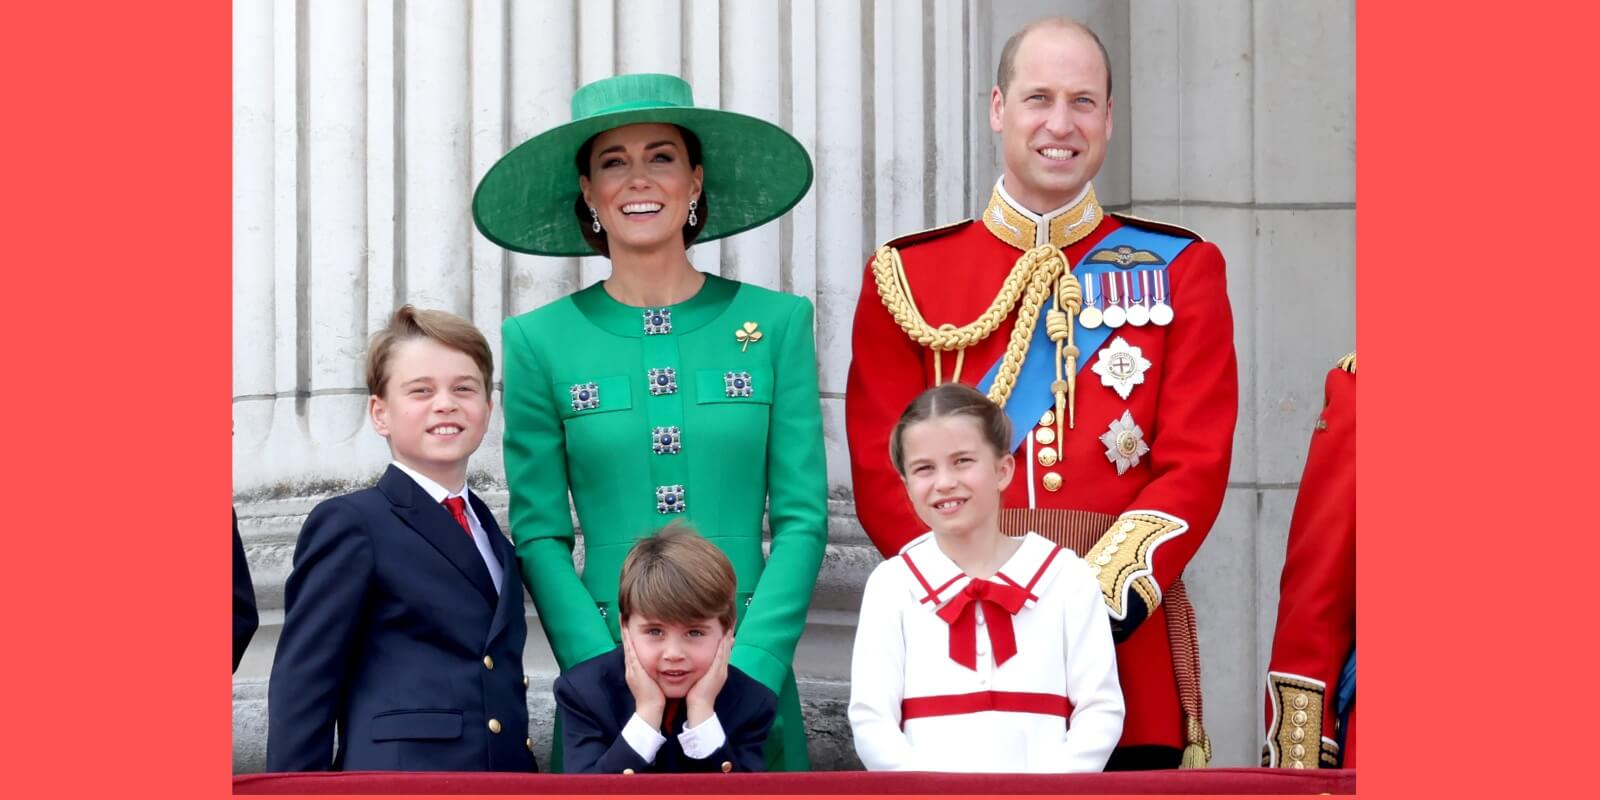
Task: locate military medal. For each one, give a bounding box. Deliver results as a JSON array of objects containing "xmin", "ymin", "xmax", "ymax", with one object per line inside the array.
[
  {"xmin": 1099, "ymin": 410, "xmax": 1149, "ymax": 475},
  {"xmin": 1079, "ymin": 273, "xmax": 1103, "ymax": 329},
  {"xmin": 1149, "ymin": 268, "xmax": 1174, "ymax": 326},
  {"xmin": 1102, "ymin": 272, "xmax": 1127, "ymax": 328},
  {"xmin": 1091, "ymin": 336, "xmax": 1151, "ymax": 400},
  {"xmin": 1126, "ymin": 271, "xmax": 1151, "ymax": 327}
]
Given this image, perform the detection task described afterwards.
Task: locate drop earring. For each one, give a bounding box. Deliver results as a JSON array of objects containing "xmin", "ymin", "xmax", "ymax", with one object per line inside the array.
[
  {"xmin": 687, "ymin": 198, "xmax": 698, "ymax": 227},
  {"xmin": 590, "ymin": 207, "xmax": 602, "ymax": 233}
]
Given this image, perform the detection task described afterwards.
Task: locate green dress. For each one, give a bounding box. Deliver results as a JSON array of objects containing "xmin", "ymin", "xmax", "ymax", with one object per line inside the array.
[{"xmin": 501, "ymin": 273, "xmax": 827, "ymax": 771}]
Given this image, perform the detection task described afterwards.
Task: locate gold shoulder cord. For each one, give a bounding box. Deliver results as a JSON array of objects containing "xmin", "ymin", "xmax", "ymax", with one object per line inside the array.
[
  {"xmin": 871, "ymin": 243, "xmax": 1030, "ymax": 386},
  {"xmin": 872, "ymin": 244, "xmax": 1081, "ymax": 423}
]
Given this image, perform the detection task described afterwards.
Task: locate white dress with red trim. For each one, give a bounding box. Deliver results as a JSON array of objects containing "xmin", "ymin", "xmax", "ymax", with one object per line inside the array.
[{"xmin": 848, "ymin": 531, "xmax": 1124, "ymax": 772}]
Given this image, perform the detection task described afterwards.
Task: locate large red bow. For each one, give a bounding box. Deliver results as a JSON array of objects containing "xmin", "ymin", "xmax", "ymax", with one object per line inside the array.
[{"xmin": 935, "ymin": 579, "xmax": 1030, "ymax": 670}]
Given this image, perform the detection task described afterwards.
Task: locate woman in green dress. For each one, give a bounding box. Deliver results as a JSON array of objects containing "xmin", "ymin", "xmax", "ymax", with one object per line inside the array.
[{"xmin": 472, "ymin": 73, "xmax": 825, "ymax": 771}]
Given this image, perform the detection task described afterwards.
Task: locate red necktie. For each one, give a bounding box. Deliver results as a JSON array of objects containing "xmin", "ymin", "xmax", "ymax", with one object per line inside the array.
[
  {"xmin": 442, "ymin": 497, "xmax": 474, "ymax": 540},
  {"xmin": 936, "ymin": 579, "xmax": 1030, "ymax": 670}
]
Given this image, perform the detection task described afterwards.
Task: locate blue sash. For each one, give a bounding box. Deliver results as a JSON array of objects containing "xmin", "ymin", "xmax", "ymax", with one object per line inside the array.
[
  {"xmin": 977, "ymin": 225, "xmax": 1195, "ymax": 452},
  {"xmin": 1334, "ymin": 646, "xmax": 1356, "ymax": 764}
]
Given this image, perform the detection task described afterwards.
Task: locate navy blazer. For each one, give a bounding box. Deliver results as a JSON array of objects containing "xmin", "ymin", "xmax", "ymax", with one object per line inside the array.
[
  {"xmin": 554, "ymin": 647, "xmax": 776, "ymax": 773},
  {"xmin": 232, "ymin": 508, "xmax": 258, "ymax": 673},
  {"xmin": 266, "ymin": 466, "xmax": 536, "ymax": 772}
]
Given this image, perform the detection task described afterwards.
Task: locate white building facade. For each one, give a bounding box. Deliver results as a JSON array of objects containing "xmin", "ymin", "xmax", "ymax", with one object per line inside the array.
[{"xmin": 233, "ymin": 0, "xmax": 1355, "ymax": 771}]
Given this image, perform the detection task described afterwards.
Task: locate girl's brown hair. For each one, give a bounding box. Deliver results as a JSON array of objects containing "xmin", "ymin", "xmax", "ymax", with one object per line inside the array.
[
  {"xmin": 888, "ymin": 383, "xmax": 1012, "ymax": 475},
  {"xmin": 617, "ymin": 522, "xmax": 737, "ymax": 631}
]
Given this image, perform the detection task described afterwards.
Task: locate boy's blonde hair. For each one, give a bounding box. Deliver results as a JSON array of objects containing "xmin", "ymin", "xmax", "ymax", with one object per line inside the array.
[
  {"xmin": 617, "ymin": 522, "xmax": 737, "ymax": 631},
  {"xmin": 365, "ymin": 304, "xmax": 494, "ymax": 397}
]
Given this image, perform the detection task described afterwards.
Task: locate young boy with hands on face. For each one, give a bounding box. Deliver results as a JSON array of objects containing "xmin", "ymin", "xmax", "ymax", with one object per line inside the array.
[{"xmin": 553, "ymin": 524, "xmax": 777, "ymax": 773}]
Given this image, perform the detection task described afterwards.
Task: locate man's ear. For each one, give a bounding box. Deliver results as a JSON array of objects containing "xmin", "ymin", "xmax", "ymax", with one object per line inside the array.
[{"xmin": 989, "ymin": 85, "xmax": 1006, "ymax": 134}]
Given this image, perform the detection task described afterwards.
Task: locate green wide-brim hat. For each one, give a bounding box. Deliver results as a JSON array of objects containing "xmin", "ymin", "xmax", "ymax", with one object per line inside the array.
[{"xmin": 473, "ymin": 73, "xmax": 813, "ymax": 257}]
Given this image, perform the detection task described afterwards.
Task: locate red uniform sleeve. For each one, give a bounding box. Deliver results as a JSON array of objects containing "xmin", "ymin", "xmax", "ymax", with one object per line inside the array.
[
  {"xmin": 1262, "ymin": 364, "xmax": 1356, "ymax": 768},
  {"xmin": 845, "ymin": 254, "xmax": 933, "ymax": 556},
  {"xmin": 1084, "ymin": 241, "xmax": 1238, "ymax": 637}
]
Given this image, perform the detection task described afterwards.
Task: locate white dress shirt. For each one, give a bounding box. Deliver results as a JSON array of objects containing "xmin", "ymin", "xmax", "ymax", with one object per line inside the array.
[
  {"xmin": 391, "ymin": 461, "xmax": 503, "ymax": 594},
  {"xmin": 621, "ymin": 711, "xmax": 727, "ymax": 762}
]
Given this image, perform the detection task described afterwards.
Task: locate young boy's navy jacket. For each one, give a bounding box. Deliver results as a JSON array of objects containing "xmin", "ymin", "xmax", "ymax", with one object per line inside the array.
[
  {"xmin": 232, "ymin": 508, "xmax": 258, "ymax": 673},
  {"xmin": 266, "ymin": 465, "xmax": 537, "ymax": 772},
  {"xmin": 554, "ymin": 647, "xmax": 776, "ymax": 774}
]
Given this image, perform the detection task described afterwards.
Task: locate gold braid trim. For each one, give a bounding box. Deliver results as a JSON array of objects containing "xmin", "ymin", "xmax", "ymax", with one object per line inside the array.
[
  {"xmin": 984, "ymin": 246, "xmax": 1069, "ymax": 407},
  {"xmin": 1265, "ymin": 672, "xmax": 1328, "ymax": 769},
  {"xmin": 871, "ymin": 243, "xmax": 1066, "ymax": 388},
  {"xmin": 871, "ymin": 244, "xmax": 1032, "ymax": 353},
  {"xmin": 1337, "ymin": 351, "xmax": 1357, "ymax": 374},
  {"xmin": 1083, "ymin": 511, "xmax": 1187, "ymax": 620}
]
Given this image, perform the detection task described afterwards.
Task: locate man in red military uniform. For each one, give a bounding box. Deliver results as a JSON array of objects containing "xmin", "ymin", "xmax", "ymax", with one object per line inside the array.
[
  {"xmin": 845, "ymin": 16, "xmax": 1237, "ymax": 770},
  {"xmin": 1263, "ymin": 353, "xmax": 1356, "ymax": 769}
]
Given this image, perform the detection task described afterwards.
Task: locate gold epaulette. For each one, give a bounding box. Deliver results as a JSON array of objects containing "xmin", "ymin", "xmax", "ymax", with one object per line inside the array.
[
  {"xmin": 1109, "ymin": 211, "xmax": 1205, "ymax": 242},
  {"xmin": 880, "ymin": 218, "xmax": 974, "ymax": 251},
  {"xmin": 1336, "ymin": 352, "xmax": 1356, "ymax": 374}
]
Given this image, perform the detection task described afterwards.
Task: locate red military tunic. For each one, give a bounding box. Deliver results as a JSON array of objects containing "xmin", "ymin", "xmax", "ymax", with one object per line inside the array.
[
  {"xmin": 1263, "ymin": 354, "xmax": 1356, "ymax": 769},
  {"xmin": 845, "ymin": 180, "xmax": 1238, "ymax": 756}
]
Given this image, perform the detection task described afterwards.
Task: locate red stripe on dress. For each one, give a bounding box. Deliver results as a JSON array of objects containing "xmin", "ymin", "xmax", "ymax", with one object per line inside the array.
[
  {"xmin": 900, "ymin": 691, "xmax": 1075, "ymax": 724},
  {"xmin": 900, "ymin": 551, "xmax": 939, "ymax": 604},
  {"xmin": 902, "ymin": 551, "xmax": 966, "ymax": 605},
  {"xmin": 995, "ymin": 545, "xmax": 1062, "ymax": 601},
  {"xmin": 1025, "ymin": 546, "xmax": 1063, "ymax": 592},
  {"xmin": 929, "ymin": 574, "xmax": 963, "ymax": 599}
]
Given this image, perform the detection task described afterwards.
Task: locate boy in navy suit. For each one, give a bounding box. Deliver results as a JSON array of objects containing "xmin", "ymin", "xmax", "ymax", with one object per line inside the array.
[
  {"xmin": 554, "ymin": 525, "xmax": 776, "ymax": 773},
  {"xmin": 266, "ymin": 306, "xmax": 536, "ymax": 773}
]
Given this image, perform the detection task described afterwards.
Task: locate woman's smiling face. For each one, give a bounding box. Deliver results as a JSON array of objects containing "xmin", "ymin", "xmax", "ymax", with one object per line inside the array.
[{"xmin": 579, "ymin": 122, "xmax": 704, "ymax": 256}]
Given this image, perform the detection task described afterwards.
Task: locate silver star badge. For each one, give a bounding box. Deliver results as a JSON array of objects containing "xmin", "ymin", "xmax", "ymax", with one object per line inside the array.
[
  {"xmin": 1099, "ymin": 410, "xmax": 1150, "ymax": 475},
  {"xmin": 1091, "ymin": 336, "xmax": 1151, "ymax": 400}
]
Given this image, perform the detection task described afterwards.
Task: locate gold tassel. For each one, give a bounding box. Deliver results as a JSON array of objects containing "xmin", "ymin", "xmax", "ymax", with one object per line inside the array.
[{"xmin": 1180, "ymin": 716, "xmax": 1211, "ymax": 768}]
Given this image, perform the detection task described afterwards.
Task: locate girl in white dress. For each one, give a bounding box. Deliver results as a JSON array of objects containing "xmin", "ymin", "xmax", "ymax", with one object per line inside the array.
[{"xmin": 848, "ymin": 383, "xmax": 1124, "ymax": 772}]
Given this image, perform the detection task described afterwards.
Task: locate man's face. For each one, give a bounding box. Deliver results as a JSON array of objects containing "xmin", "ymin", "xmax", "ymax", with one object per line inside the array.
[{"xmin": 989, "ymin": 25, "xmax": 1113, "ymax": 214}]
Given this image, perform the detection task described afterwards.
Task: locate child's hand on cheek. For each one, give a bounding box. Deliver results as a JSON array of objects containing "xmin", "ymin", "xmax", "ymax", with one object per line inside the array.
[
  {"xmin": 622, "ymin": 628, "xmax": 665, "ymax": 729},
  {"xmin": 686, "ymin": 632, "xmax": 732, "ymax": 727}
]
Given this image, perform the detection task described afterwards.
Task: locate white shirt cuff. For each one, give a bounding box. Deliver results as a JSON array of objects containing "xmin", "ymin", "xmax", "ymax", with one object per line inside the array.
[
  {"xmin": 677, "ymin": 712, "xmax": 726, "ymax": 760},
  {"xmin": 621, "ymin": 712, "xmax": 668, "ymax": 763}
]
